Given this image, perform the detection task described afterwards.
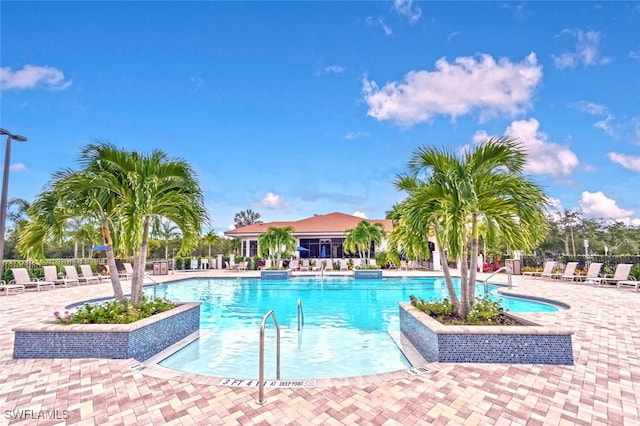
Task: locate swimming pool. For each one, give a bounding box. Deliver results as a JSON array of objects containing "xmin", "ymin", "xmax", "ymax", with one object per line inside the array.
[{"xmin": 149, "ymin": 276, "xmax": 558, "ymax": 379}]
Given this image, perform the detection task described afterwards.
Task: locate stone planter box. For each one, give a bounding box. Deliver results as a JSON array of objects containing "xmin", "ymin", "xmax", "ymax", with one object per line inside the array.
[
  {"xmin": 353, "ymin": 269, "xmax": 383, "ymax": 279},
  {"xmin": 399, "ymin": 302, "xmax": 574, "ymax": 365},
  {"xmin": 260, "ymin": 269, "xmax": 293, "ymax": 280},
  {"xmin": 13, "ymin": 302, "xmax": 200, "ymax": 362}
]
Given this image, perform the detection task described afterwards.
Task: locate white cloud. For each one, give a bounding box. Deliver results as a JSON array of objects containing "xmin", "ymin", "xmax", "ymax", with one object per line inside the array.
[
  {"xmin": 189, "ymin": 76, "xmax": 204, "ymax": 87},
  {"xmin": 579, "ymin": 191, "xmax": 634, "ymax": 221},
  {"xmin": 393, "ymin": 0, "xmax": 422, "ymax": 23},
  {"xmin": 497, "ymin": 118, "xmax": 580, "ymax": 178},
  {"xmin": 10, "ymin": 163, "xmax": 28, "ymax": 172},
  {"xmin": 344, "ymin": 131, "xmax": 369, "ymax": 140},
  {"xmin": 352, "ymin": 211, "xmax": 368, "ymax": 219},
  {"xmin": 571, "ymin": 100, "xmax": 607, "ymax": 116},
  {"xmin": 553, "ymin": 29, "xmax": 610, "ymax": 70},
  {"xmin": 1, "ymin": 65, "xmax": 72, "ymax": 91},
  {"xmin": 366, "ymin": 16, "xmax": 392, "ymax": 36},
  {"xmin": 362, "ymin": 53, "xmax": 542, "ymax": 126},
  {"xmin": 324, "ymin": 65, "xmax": 345, "ymax": 74},
  {"xmin": 629, "ymin": 50, "xmax": 640, "ymax": 61},
  {"xmin": 608, "ymin": 152, "xmax": 640, "ymax": 172},
  {"xmin": 570, "ymin": 100, "xmax": 617, "ymax": 137},
  {"xmin": 256, "ymin": 192, "xmax": 291, "ymax": 210}
]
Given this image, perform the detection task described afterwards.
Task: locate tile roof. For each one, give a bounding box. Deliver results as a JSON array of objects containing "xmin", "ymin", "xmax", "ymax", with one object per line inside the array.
[{"xmin": 224, "ymin": 212, "xmax": 393, "ymax": 236}]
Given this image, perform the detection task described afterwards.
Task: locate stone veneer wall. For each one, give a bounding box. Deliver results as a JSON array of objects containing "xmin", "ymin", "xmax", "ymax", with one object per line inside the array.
[
  {"xmin": 13, "ymin": 302, "xmax": 200, "ymax": 362},
  {"xmin": 353, "ymin": 270, "xmax": 383, "ymax": 279},
  {"xmin": 399, "ymin": 302, "xmax": 574, "ymax": 365},
  {"xmin": 260, "ymin": 270, "xmax": 293, "ymax": 280}
]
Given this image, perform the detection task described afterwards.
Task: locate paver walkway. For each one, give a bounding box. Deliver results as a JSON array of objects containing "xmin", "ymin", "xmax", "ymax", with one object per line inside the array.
[{"xmin": 0, "ymin": 270, "xmax": 638, "ymax": 425}]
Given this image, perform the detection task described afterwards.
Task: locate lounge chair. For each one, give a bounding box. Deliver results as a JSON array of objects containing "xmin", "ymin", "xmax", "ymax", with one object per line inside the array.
[
  {"xmin": 339, "ymin": 259, "xmax": 349, "ymax": 271},
  {"xmin": 569, "ymin": 262, "xmax": 602, "ymax": 283},
  {"xmin": 119, "ymin": 262, "xmax": 134, "ymax": 279},
  {"xmin": 586, "ymin": 263, "xmax": 633, "ymax": 287},
  {"xmin": 64, "ymin": 265, "xmax": 99, "ymax": 285},
  {"xmin": 523, "ymin": 261, "xmax": 555, "ymax": 279},
  {"xmin": 617, "ymin": 279, "xmax": 639, "ymax": 292},
  {"xmin": 290, "ymin": 259, "xmax": 299, "ymax": 270},
  {"xmin": 1, "ymin": 279, "xmax": 25, "ymax": 295},
  {"xmin": 43, "ymin": 265, "xmax": 79, "ymax": 288},
  {"xmin": 80, "ymin": 264, "xmax": 104, "ymax": 283},
  {"xmin": 10, "ymin": 268, "xmax": 55, "ymax": 291},
  {"xmin": 555, "ymin": 262, "xmax": 578, "ymax": 280},
  {"xmin": 237, "ymin": 261, "xmax": 248, "ymax": 271},
  {"xmin": 300, "ymin": 259, "xmax": 310, "ymax": 271}
]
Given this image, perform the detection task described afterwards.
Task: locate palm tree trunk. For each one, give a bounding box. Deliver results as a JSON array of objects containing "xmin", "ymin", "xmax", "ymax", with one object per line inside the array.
[
  {"xmin": 468, "ymin": 215, "xmax": 480, "ymax": 307},
  {"xmin": 100, "ymin": 215, "xmax": 125, "ymax": 303},
  {"xmin": 132, "ymin": 220, "xmax": 151, "ymax": 304},
  {"xmin": 459, "ymin": 241, "xmax": 471, "ymax": 318},
  {"xmin": 435, "ymin": 228, "xmax": 460, "ymax": 312}
]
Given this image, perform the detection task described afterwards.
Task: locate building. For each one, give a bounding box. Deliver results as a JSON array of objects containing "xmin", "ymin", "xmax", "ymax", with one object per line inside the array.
[{"xmin": 224, "ymin": 212, "xmax": 393, "ymax": 259}]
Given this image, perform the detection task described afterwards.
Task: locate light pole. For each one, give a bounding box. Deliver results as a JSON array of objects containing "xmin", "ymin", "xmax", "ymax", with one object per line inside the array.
[{"xmin": 0, "ymin": 128, "xmax": 27, "ymax": 278}]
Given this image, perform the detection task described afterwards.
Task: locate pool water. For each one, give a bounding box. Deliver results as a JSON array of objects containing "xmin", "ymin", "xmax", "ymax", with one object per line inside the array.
[{"xmin": 150, "ymin": 277, "xmax": 557, "ymax": 379}]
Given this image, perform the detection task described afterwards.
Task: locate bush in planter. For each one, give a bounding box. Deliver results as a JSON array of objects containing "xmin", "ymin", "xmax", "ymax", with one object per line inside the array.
[
  {"xmin": 54, "ymin": 297, "xmax": 176, "ymax": 324},
  {"xmin": 410, "ymin": 295, "xmax": 517, "ymax": 326}
]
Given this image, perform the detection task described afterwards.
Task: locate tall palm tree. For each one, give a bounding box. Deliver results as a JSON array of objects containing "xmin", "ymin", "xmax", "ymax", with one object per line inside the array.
[
  {"xmin": 395, "ymin": 137, "xmax": 549, "ymax": 318},
  {"xmin": 343, "ymin": 220, "xmax": 385, "ymax": 266},
  {"xmin": 78, "ymin": 143, "xmax": 208, "ymax": 304},
  {"xmin": 152, "ymin": 218, "xmax": 181, "ymax": 260},
  {"xmin": 201, "ymin": 230, "xmax": 218, "ymax": 258},
  {"xmin": 18, "ymin": 168, "xmax": 127, "ymax": 303},
  {"xmin": 258, "ymin": 226, "xmax": 296, "ymax": 268},
  {"xmin": 234, "ymin": 209, "xmax": 261, "ymax": 228}
]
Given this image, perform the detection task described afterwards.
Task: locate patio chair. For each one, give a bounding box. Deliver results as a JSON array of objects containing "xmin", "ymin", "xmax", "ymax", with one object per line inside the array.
[
  {"xmin": 10, "ymin": 268, "xmax": 55, "ymax": 291},
  {"xmin": 617, "ymin": 278, "xmax": 639, "ymax": 292},
  {"xmin": 339, "ymin": 259, "xmax": 349, "ymax": 271},
  {"xmin": 300, "ymin": 259, "xmax": 310, "ymax": 271},
  {"xmin": 43, "ymin": 265, "xmax": 79, "ymax": 288},
  {"xmin": 554, "ymin": 262, "xmax": 578, "ymax": 280},
  {"xmin": 587, "ymin": 264, "xmax": 633, "ymax": 287},
  {"xmin": 237, "ymin": 261, "xmax": 248, "ymax": 271},
  {"xmin": 1, "ymin": 279, "xmax": 25, "ymax": 296},
  {"xmin": 80, "ymin": 264, "xmax": 104, "ymax": 284},
  {"xmin": 568, "ymin": 262, "xmax": 602, "ymax": 283},
  {"xmin": 64, "ymin": 265, "xmax": 99, "ymax": 285},
  {"xmin": 523, "ymin": 261, "xmax": 555, "ymax": 279},
  {"xmin": 119, "ymin": 262, "xmax": 134, "ymax": 279}
]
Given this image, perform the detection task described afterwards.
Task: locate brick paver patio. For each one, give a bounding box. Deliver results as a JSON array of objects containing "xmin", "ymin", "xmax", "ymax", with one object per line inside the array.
[{"xmin": 0, "ymin": 270, "xmax": 638, "ymax": 425}]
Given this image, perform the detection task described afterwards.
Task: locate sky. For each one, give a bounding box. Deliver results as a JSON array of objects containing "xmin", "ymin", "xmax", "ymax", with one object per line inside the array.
[{"xmin": 1, "ymin": 1, "xmax": 639, "ymax": 236}]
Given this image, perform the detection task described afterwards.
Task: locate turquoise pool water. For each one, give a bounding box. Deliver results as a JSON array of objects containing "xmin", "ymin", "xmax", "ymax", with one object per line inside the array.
[{"xmin": 151, "ymin": 277, "xmax": 558, "ymax": 379}]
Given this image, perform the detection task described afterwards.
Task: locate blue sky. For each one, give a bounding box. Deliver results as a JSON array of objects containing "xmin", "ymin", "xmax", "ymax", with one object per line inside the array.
[{"xmin": 1, "ymin": 1, "xmax": 639, "ymax": 236}]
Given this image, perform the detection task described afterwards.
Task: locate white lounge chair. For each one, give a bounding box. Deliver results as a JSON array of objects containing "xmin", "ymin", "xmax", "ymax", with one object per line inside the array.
[
  {"xmin": 300, "ymin": 259, "xmax": 310, "ymax": 271},
  {"xmin": 11, "ymin": 268, "xmax": 55, "ymax": 291},
  {"xmin": 44, "ymin": 265, "xmax": 79, "ymax": 288},
  {"xmin": 1, "ymin": 279, "xmax": 25, "ymax": 295},
  {"xmin": 587, "ymin": 264, "xmax": 633, "ymax": 287},
  {"xmin": 555, "ymin": 262, "xmax": 578, "ymax": 280},
  {"xmin": 119, "ymin": 262, "xmax": 134, "ymax": 279},
  {"xmin": 64, "ymin": 265, "xmax": 99, "ymax": 285},
  {"xmin": 617, "ymin": 279, "xmax": 639, "ymax": 292},
  {"xmin": 339, "ymin": 259, "xmax": 349, "ymax": 271},
  {"xmin": 569, "ymin": 262, "xmax": 602, "ymax": 283},
  {"xmin": 80, "ymin": 264, "xmax": 104, "ymax": 284},
  {"xmin": 523, "ymin": 261, "xmax": 555, "ymax": 279}
]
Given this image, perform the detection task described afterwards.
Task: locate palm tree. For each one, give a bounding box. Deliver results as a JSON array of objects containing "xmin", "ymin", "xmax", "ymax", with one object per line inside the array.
[
  {"xmin": 201, "ymin": 230, "xmax": 218, "ymax": 258},
  {"xmin": 343, "ymin": 220, "xmax": 385, "ymax": 266},
  {"xmin": 258, "ymin": 226, "xmax": 296, "ymax": 268},
  {"xmin": 152, "ymin": 218, "xmax": 181, "ymax": 260},
  {"xmin": 78, "ymin": 143, "xmax": 209, "ymax": 304},
  {"xmin": 395, "ymin": 137, "xmax": 549, "ymax": 318},
  {"xmin": 18, "ymin": 168, "xmax": 127, "ymax": 303}
]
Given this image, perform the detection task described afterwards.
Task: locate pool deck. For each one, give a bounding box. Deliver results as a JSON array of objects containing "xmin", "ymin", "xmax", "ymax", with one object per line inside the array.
[{"xmin": 1, "ymin": 269, "xmax": 639, "ymax": 425}]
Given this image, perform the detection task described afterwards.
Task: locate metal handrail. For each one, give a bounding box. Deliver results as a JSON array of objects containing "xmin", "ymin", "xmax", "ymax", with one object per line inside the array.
[
  {"xmin": 297, "ymin": 298, "xmax": 304, "ymax": 330},
  {"xmin": 482, "ymin": 266, "xmax": 512, "ymax": 292},
  {"xmin": 257, "ymin": 310, "xmax": 281, "ymax": 405},
  {"xmin": 143, "ymin": 273, "xmax": 161, "ymax": 298}
]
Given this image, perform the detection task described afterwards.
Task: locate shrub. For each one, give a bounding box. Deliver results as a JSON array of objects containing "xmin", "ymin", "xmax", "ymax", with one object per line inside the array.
[{"xmin": 54, "ymin": 297, "xmax": 176, "ymax": 325}]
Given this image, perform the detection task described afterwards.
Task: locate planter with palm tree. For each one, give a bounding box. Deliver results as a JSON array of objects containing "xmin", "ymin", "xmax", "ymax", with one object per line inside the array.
[
  {"xmin": 343, "ymin": 220, "xmax": 385, "ymax": 278},
  {"xmin": 258, "ymin": 226, "xmax": 296, "ymax": 279},
  {"xmin": 391, "ymin": 138, "xmax": 572, "ymax": 361}
]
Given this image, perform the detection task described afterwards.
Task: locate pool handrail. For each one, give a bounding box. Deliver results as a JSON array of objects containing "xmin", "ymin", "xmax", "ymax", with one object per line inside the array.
[
  {"xmin": 257, "ymin": 310, "xmax": 281, "ymax": 405},
  {"xmin": 297, "ymin": 298, "xmax": 304, "ymax": 330},
  {"xmin": 144, "ymin": 273, "xmax": 161, "ymax": 298},
  {"xmin": 482, "ymin": 266, "xmax": 512, "ymax": 293}
]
